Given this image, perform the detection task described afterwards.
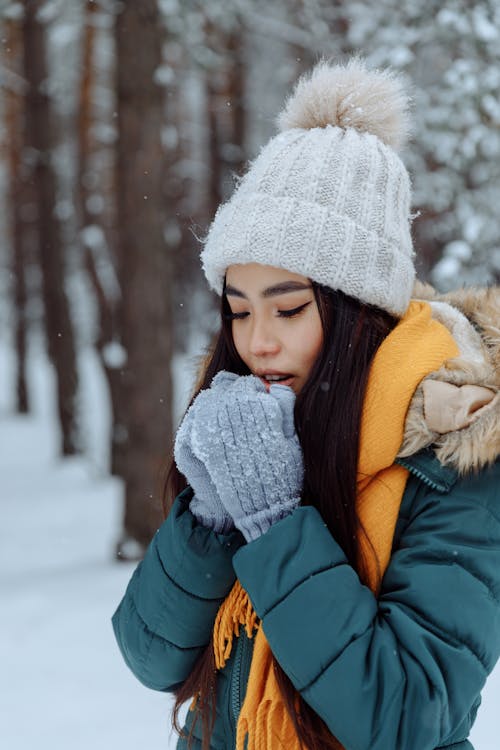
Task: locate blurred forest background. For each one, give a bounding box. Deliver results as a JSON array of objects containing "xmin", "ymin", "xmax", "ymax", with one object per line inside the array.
[{"xmin": 1, "ymin": 0, "xmax": 500, "ymax": 559}]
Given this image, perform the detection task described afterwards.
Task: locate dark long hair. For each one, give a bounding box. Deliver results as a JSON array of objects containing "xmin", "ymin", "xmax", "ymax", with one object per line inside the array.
[{"xmin": 163, "ymin": 282, "xmax": 397, "ymax": 750}]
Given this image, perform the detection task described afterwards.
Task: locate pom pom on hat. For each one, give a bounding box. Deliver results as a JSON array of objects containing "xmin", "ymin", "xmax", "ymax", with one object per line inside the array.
[{"xmin": 277, "ymin": 57, "xmax": 411, "ymax": 151}]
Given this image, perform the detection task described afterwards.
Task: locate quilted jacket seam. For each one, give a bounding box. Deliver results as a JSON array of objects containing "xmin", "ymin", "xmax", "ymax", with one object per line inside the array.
[
  {"xmin": 154, "ymin": 538, "xmax": 231, "ymax": 603},
  {"xmin": 260, "ymin": 562, "xmax": 344, "ymax": 619},
  {"xmin": 447, "ymin": 558, "xmax": 500, "ymax": 607},
  {"xmin": 391, "ymin": 600, "xmax": 490, "ymax": 674},
  {"xmin": 299, "ymin": 592, "xmax": 488, "ymax": 701},
  {"xmin": 130, "ymin": 590, "xmax": 208, "ymax": 652},
  {"xmin": 300, "ymin": 617, "xmax": 376, "ymax": 693}
]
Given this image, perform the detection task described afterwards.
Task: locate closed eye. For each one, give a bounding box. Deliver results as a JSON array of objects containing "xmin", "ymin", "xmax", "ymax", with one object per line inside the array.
[
  {"xmin": 223, "ymin": 301, "xmax": 311, "ymax": 321},
  {"xmin": 223, "ymin": 311, "xmax": 249, "ymax": 321},
  {"xmin": 278, "ymin": 301, "xmax": 311, "ymax": 318}
]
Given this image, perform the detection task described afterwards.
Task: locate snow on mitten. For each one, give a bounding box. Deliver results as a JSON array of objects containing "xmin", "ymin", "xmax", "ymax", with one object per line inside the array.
[{"xmin": 190, "ymin": 373, "xmax": 303, "ymax": 542}]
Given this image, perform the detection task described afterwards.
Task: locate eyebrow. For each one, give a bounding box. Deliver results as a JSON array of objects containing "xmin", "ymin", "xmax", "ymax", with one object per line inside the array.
[{"xmin": 225, "ymin": 281, "xmax": 313, "ymax": 299}]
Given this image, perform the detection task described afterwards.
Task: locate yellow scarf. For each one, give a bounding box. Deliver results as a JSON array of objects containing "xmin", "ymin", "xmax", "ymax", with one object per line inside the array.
[{"xmin": 209, "ymin": 301, "xmax": 459, "ymax": 750}]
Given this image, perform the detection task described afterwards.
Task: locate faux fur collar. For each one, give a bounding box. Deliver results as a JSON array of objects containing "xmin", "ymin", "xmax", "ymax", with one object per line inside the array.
[{"xmin": 398, "ymin": 282, "xmax": 500, "ymax": 474}]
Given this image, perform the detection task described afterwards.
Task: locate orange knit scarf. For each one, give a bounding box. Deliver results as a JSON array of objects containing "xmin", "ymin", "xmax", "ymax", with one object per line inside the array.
[{"xmin": 209, "ymin": 301, "xmax": 459, "ymax": 750}]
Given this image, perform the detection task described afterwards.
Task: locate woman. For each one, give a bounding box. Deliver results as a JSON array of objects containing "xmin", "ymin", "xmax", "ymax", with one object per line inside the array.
[{"xmin": 112, "ymin": 59, "xmax": 500, "ymax": 750}]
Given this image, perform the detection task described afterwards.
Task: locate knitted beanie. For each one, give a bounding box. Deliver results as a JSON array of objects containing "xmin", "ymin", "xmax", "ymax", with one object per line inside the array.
[{"xmin": 201, "ymin": 58, "xmax": 415, "ymax": 317}]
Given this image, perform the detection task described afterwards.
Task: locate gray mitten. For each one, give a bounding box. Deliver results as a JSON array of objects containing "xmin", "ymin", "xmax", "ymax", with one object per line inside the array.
[
  {"xmin": 174, "ymin": 372, "xmax": 240, "ymax": 534},
  {"xmin": 190, "ymin": 372, "xmax": 304, "ymax": 542}
]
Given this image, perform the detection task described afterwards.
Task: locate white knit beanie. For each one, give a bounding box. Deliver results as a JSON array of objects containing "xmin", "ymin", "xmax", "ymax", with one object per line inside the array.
[{"xmin": 201, "ymin": 58, "xmax": 415, "ymax": 317}]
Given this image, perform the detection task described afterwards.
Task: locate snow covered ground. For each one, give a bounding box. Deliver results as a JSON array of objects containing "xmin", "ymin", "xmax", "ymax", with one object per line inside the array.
[
  {"xmin": 1, "ymin": 335, "xmax": 499, "ymax": 750},
  {"xmin": 0, "ymin": 338, "xmax": 184, "ymax": 750}
]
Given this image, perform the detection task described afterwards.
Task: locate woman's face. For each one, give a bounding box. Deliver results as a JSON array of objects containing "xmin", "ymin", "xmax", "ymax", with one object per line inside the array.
[{"xmin": 224, "ymin": 263, "xmax": 324, "ymax": 394}]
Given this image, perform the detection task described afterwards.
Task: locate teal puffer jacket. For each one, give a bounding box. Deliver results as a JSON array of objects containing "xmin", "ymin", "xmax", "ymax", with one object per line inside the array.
[{"xmin": 112, "ymin": 449, "xmax": 500, "ymax": 750}]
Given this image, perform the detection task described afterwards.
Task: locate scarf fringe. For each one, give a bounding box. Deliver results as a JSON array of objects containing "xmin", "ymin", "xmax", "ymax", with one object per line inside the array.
[
  {"xmin": 213, "ymin": 580, "xmax": 258, "ymax": 670},
  {"xmin": 237, "ymin": 700, "xmax": 301, "ymax": 750}
]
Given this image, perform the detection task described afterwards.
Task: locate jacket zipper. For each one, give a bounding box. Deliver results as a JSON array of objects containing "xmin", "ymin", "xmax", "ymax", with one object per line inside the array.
[
  {"xmin": 396, "ymin": 458, "xmax": 448, "ymax": 492},
  {"xmin": 408, "ymin": 465, "xmax": 446, "ymax": 491},
  {"xmin": 229, "ymin": 631, "xmax": 253, "ymax": 745}
]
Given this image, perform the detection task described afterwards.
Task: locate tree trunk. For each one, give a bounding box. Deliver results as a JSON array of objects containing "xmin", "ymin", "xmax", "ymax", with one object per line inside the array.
[
  {"xmin": 3, "ymin": 15, "xmax": 29, "ymax": 413},
  {"xmin": 158, "ymin": 38, "xmax": 211, "ymax": 354},
  {"xmin": 23, "ymin": 0, "xmax": 79, "ymax": 454},
  {"xmin": 76, "ymin": 0, "xmax": 131, "ymax": 480},
  {"xmin": 114, "ymin": 1, "xmax": 172, "ymax": 555},
  {"xmin": 205, "ymin": 25, "xmax": 247, "ymax": 220}
]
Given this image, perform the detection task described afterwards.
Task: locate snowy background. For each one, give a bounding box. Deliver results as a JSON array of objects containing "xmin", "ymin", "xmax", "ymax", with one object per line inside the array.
[
  {"xmin": 1, "ymin": 331, "xmax": 500, "ymax": 749},
  {"xmin": 0, "ymin": 332, "xmax": 190, "ymax": 750},
  {"xmin": 2, "ymin": 1, "xmax": 500, "ymax": 748}
]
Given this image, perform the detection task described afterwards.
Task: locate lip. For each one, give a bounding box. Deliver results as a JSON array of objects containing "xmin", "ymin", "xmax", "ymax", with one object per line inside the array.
[
  {"xmin": 255, "ymin": 372, "xmax": 295, "ymax": 392},
  {"xmin": 254, "ymin": 369, "xmax": 293, "ymax": 378}
]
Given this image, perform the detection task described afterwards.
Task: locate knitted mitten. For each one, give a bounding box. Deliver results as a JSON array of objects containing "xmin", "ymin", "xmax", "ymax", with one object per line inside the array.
[
  {"xmin": 174, "ymin": 377, "xmax": 237, "ymax": 534},
  {"xmin": 189, "ymin": 372, "xmax": 304, "ymax": 542}
]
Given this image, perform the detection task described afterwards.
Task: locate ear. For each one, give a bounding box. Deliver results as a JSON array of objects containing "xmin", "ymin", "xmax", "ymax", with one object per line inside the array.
[{"xmin": 422, "ymin": 380, "xmax": 497, "ymax": 434}]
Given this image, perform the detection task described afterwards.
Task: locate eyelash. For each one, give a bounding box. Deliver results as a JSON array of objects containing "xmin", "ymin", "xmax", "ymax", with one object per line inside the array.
[{"xmin": 223, "ymin": 302, "xmax": 311, "ymax": 321}]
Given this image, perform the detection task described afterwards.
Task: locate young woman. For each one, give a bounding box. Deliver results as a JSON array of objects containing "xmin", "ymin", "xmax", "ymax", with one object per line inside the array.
[{"xmin": 112, "ymin": 59, "xmax": 500, "ymax": 750}]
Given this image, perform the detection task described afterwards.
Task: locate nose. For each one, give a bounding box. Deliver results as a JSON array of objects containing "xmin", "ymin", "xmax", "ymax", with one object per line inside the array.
[{"xmin": 248, "ymin": 317, "xmax": 281, "ymax": 357}]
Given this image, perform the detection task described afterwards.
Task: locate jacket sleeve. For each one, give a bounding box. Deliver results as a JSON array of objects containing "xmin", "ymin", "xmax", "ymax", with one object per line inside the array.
[
  {"xmin": 232, "ymin": 460, "xmax": 500, "ymax": 750},
  {"xmin": 112, "ymin": 489, "xmax": 245, "ymax": 691}
]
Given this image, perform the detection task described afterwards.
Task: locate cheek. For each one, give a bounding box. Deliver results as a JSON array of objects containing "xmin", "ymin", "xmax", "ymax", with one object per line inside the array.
[
  {"xmin": 231, "ymin": 327, "xmax": 249, "ymax": 362},
  {"xmin": 298, "ymin": 317, "xmax": 323, "ymax": 371}
]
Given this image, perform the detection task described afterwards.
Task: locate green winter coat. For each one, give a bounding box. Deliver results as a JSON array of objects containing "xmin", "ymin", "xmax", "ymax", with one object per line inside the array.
[
  {"xmin": 112, "ymin": 286, "xmax": 500, "ymax": 749},
  {"xmin": 113, "ymin": 453, "xmax": 500, "ymax": 750}
]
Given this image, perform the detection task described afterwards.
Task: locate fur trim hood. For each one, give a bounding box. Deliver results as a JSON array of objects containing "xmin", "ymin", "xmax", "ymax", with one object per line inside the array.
[{"xmin": 398, "ymin": 282, "xmax": 500, "ymax": 474}]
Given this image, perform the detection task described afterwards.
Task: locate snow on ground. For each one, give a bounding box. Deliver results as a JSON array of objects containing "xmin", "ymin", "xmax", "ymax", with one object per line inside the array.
[
  {"xmin": 0, "ymin": 337, "xmax": 184, "ymax": 750},
  {"xmin": 1, "ymin": 334, "xmax": 499, "ymax": 749}
]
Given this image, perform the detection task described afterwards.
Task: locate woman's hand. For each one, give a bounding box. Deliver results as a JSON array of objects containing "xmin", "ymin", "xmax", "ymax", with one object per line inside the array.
[
  {"xmin": 173, "ymin": 372, "xmax": 240, "ymax": 533},
  {"xmin": 188, "ymin": 371, "xmax": 304, "ymax": 542}
]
